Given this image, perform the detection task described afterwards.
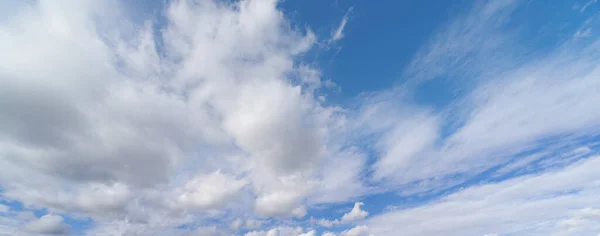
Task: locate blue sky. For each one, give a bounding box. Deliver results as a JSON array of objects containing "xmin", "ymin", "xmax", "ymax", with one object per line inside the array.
[{"xmin": 1, "ymin": 0, "xmax": 600, "ymax": 235}]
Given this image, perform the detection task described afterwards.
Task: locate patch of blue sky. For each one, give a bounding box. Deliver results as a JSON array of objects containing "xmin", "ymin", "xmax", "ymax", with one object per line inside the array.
[{"xmin": 0, "ymin": 198, "xmax": 24, "ymax": 214}]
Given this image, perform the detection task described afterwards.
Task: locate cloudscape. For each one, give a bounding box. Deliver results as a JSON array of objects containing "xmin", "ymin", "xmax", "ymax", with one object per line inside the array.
[{"xmin": 1, "ymin": 0, "xmax": 600, "ymax": 235}]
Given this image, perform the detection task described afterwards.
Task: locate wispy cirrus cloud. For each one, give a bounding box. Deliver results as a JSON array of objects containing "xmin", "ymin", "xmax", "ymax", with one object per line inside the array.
[
  {"xmin": 368, "ymin": 154, "xmax": 600, "ymax": 235},
  {"xmin": 357, "ymin": 0, "xmax": 600, "ymax": 234},
  {"xmin": 577, "ymin": 0, "xmax": 598, "ymax": 13},
  {"xmin": 362, "ymin": 0, "xmax": 600, "ymax": 193},
  {"xmin": 330, "ymin": 7, "xmax": 353, "ymax": 42}
]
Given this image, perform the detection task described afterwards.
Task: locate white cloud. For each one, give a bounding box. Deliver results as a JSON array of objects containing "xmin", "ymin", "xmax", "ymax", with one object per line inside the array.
[
  {"xmin": 190, "ymin": 226, "xmax": 227, "ymax": 236},
  {"xmin": 0, "ymin": 204, "xmax": 8, "ymax": 213},
  {"xmin": 360, "ymin": 0, "xmax": 600, "ymax": 195},
  {"xmin": 578, "ymin": 0, "xmax": 598, "ymax": 12},
  {"xmin": 317, "ymin": 219, "xmax": 337, "ymax": 228},
  {"xmin": 331, "ymin": 8, "xmax": 353, "ymax": 42},
  {"xmin": 491, "ymin": 151, "xmax": 547, "ymax": 176},
  {"xmin": 244, "ymin": 226, "xmax": 311, "ymax": 236},
  {"xmin": 403, "ymin": 0, "xmax": 519, "ymax": 82},
  {"xmin": 0, "ymin": 209, "xmax": 27, "ymax": 235},
  {"xmin": 230, "ymin": 217, "xmax": 265, "ymax": 231},
  {"xmin": 370, "ymin": 109, "xmax": 439, "ymax": 182},
  {"xmin": 255, "ymin": 189, "xmax": 308, "ymax": 218},
  {"xmin": 555, "ymin": 208, "xmax": 600, "ymax": 235},
  {"xmin": 367, "ymin": 155, "xmax": 600, "ymax": 235},
  {"xmin": 0, "ymin": 0, "xmax": 369, "ymax": 231},
  {"xmin": 340, "ymin": 225, "xmax": 371, "ymax": 236},
  {"xmin": 448, "ymin": 58, "xmax": 600, "ymax": 154},
  {"xmin": 76, "ymin": 182, "xmax": 132, "ymax": 214},
  {"xmin": 23, "ymin": 214, "xmax": 70, "ymax": 235},
  {"xmin": 85, "ymin": 220, "xmax": 207, "ymax": 236},
  {"xmin": 309, "ymin": 147, "xmax": 368, "ymax": 204},
  {"xmin": 230, "ymin": 218, "xmax": 243, "ymax": 231},
  {"xmin": 574, "ymin": 27, "xmax": 592, "ymax": 38},
  {"xmin": 298, "ymin": 230, "xmax": 316, "ymax": 236},
  {"xmin": 341, "ymin": 202, "xmax": 368, "ymax": 223},
  {"xmin": 245, "ymin": 219, "xmax": 264, "ymax": 229},
  {"xmin": 177, "ymin": 170, "xmax": 247, "ymax": 210},
  {"xmin": 318, "ymin": 202, "xmax": 369, "ymax": 228}
]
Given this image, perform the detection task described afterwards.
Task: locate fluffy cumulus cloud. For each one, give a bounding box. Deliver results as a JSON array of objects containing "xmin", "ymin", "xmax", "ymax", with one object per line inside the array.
[
  {"xmin": 0, "ymin": 0, "xmax": 365, "ymax": 234},
  {"xmin": 340, "ymin": 202, "xmax": 368, "ymax": 223},
  {"xmin": 177, "ymin": 170, "xmax": 248, "ymax": 210},
  {"xmin": 23, "ymin": 214, "xmax": 71, "ymax": 235},
  {"xmin": 318, "ymin": 202, "xmax": 368, "ymax": 227},
  {"xmin": 1, "ymin": 0, "xmax": 600, "ymax": 235}
]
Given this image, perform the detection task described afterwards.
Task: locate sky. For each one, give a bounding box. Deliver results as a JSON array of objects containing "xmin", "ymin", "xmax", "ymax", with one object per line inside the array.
[{"xmin": 0, "ymin": 0, "xmax": 600, "ymax": 235}]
